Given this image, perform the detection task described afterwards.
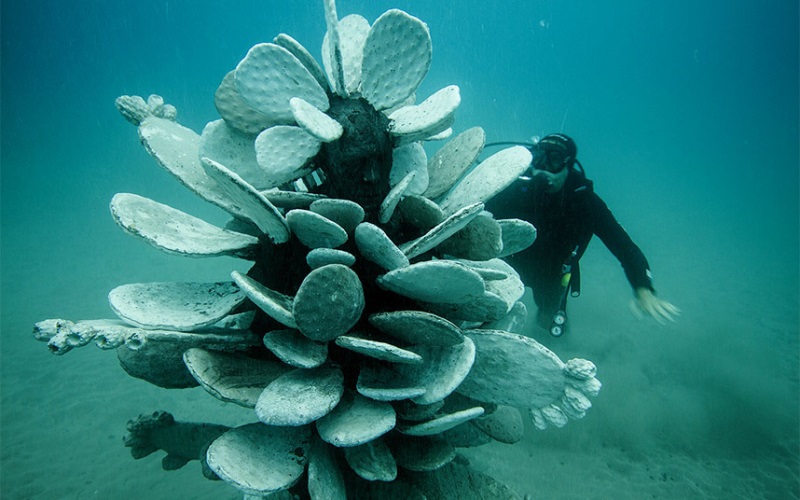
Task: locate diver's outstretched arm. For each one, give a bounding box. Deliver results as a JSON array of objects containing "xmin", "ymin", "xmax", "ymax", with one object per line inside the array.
[{"xmin": 630, "ymin": 287, "xmax": 680, "ymax": 324}]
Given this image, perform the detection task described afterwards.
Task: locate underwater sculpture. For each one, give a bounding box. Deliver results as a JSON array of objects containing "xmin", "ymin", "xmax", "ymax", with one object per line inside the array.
[{"xmin": 33, "ymin": 1, "xmax": 601, "ymax": 498}]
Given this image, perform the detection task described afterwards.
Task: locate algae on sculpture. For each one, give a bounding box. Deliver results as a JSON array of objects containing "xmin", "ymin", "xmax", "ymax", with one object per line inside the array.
[{"xmin": 33, "ymin": 1, "xmax": 601, "ymax": 497}]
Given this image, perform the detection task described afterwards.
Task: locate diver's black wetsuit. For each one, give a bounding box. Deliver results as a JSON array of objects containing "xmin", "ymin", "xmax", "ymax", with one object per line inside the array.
[{"xmin": 487, "ymin": 168, "xmax": 654, "ymax": 325}]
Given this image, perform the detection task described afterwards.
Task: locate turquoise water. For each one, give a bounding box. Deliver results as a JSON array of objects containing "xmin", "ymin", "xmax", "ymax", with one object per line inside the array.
[{"xmin": 1, "ymin": 0, "xmax": 798, "ymax": 498}]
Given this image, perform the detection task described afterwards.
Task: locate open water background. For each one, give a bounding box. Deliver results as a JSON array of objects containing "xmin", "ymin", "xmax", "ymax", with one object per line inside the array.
[{"xmin": 2, "ymin": 1, "xmax": 798, "ymax": 498}]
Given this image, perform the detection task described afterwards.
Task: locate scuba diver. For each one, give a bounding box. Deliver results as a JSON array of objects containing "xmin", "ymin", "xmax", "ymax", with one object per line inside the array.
[{"xmin": 486, "ymin": 133, "xmax": 679, "ymax": 336}]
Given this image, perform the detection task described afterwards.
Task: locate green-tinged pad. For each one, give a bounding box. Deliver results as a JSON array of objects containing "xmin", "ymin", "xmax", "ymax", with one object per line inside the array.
[
  {"xmin": 231, "ymin": 271, "xmax": 297, "ymax": 329},
  {"xmin": 440, "ymin": 421, "xmax": 493, "ymax": 448},
  {"xmin": 368, "ymin": 310, "xmax": 463, "ymax": 347},
  {"xmin": 438, "ymin": 146, "xmax": 532, "ymax": 216},
  {"xmin": 110, "ymin": 193, "xmax": 258, "ymax": 258},
  {"xmin": 459, "ymin": 329, "xmax": 566, "ymax": 407},
  {"xmin": 273, "ymin": 33, "xmax": 330, "ymax": 94},
  {"xmin": 214, "ymin": 71, "xmax": 277, "ymax": 136},
  {"xmin": 472, "ymin": 405, "xmax": 524, "ymax": 444},
  {"xmin": 263, "ymin": 329, "xmax": 328, "ymax": 369},
  {"xmin": 335, "ymin": 335, "xmax": 422, "ymax": 364},
  {"xmin": 138, "ymin": 117, "xmax": 239, "ymax": 210},
  {"xmin": 310, "ymin": 198, "xmax": 365, "ymax": 234},
  {"xmin": 424, "ymin": 127, "xmax": 486, "ymax": 199},
  {"xmin": 356, "ymin": 365, "xmax": 426, "ymax": 401},
  {"xmin": 316, "ymin": 392, "xmax": 396, "ymax": 447},
  {"xmin": 343, "ymin": 438, "xmax": 397, "ymax": 482},
  {"xmin": 306, "ymin": 248, "xmax": 356, "ymax": 269},
  {"xmin": 183, "ymin": 348, "xmax": 290, "ymax": 408},
  {"xmin": 388, "ymin": 435, "xmax": 455, "ymax": 472},
  {"xmin": 400, "ymin": 202, "xmax": 484, "ymax": 259},
  {"xmin": 108, "ymin": 282, "xmax": 245, "ymax": 332},
  {"xmin": 262, "ymin": 189, "xmax": 326, "ymax": 209},
  {"xmin": 256, "ymin": 365, "xmax": 344, "ymax": 426},
  {"xmin": 379, "ymin": 170, "xmax": 416, "ymax": 224},
  {"xmin": 388, "ymin": 86, "xmax": 460, "ymax": 142},
  {"xmin": 376, "ymin": 260, "xmax": 485, "ymax": 305},
  {"xmin": 290, "ymin": 97, "xmax": 343, "ymax": 142},
  {"xmin": 293, "ymin": 264, "xmax": 364, "ymax": 341},
  {"xmin": 254, "ymin": 126, "xmax": 321, "ymax": 188},
  {"xmin": 307, "ymin": 439, "xmax": 346, "ymax": 500},
  {"xmin": 360, "ymin": 9, "xmax": 431, "ymax": 110},
  {"xmin": 354, "ymin": 223, "xmax": 409, "ymax": 271},
  {"xmin": 422, "ymin": 290, "xmax": 509, "ymax": 323},
  {"xmin": 397, "ymin": 195, "xmax": 444, "ymax": 231},
  {"xmin": 201, "ymin": 157, "xmax": 290, "ymax": 244},
  {"xmin": 322, "ymin": 14, "xmax": 370, "ymax": 96},
  {"xmin": 286, "ymin": 209, "xmax": 348, "ymax": 249},
  {"xmin": 206, "ymin": 423, "xmax": 311, "ymax": 496},
  {"xmin": 390, "ymin": 143, "xmax": 429, "ymax": 195},
  {"xmin": 235, "ymin": 42, "xmax": 329, "ymax": 121},
  {"xmin": 395, "ymin": 337, "xmax": 476, "ymax": 405},
  {"xmin": 497, "ymin": 218, "xmax": 537, "ymax": 257},
  {"xmin": 198, "ymin": 119, "xmax": 266, "ymax": 189},
  {"xmin": 398, "ymin": 407, "xmax": 484, "ymax": 436},
  {"xmin": 436, "ymin": 212, "xmax": 502, "ymax": 261}
]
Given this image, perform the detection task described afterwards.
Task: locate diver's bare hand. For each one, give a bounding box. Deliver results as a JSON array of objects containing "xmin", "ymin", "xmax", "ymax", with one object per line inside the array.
[{"xmin": 630, "ymin": 288, "xmax": 680, "ymax": 324}]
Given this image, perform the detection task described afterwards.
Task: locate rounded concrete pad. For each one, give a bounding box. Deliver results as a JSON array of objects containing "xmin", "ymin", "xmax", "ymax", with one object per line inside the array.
[
  {"xmin": 201, "ymin": 157, "xmax": 290, "ymax": 244},
  {"xmin": 395, "ymin": 337, "xmax": 476, "ymax": 405},
  {"xmin": 254, "ymin": 125, "xmax": 321, "ymax": 188},
  {"xmin": 256, "ymin": 365, "xmax": 344, "ymax": 426},
  {"xmin": 306, "ymin": 248, "xmax": 356, "ymax": 269},
  {"xmin": 286, "ymin": 209, "xmax": 348, "ymax": 249},
  {"xmin": 438, "ymin": 146, "xmax": 532, "ymax": 216},
  {"xmin": 398, "ymin": 407, "xmax": 484, "ymax": 436},
  {"xmin": 235, "ymin": 42, "xmax": 328, "ymax": 122},
  {"xmin": 424, "ymin": 126, "xmax": 486, "ymax": 199},
  {"xmin": 335, "ymin": 335, "xmax": 422, "ymax": 364},
  {"xmin": 368, "ymin": 310, "xmax": 463, "ymax": 346},
  {"xmin": 214, "ymin": 71, "xmax": 276, "ymax": 136},
  {"xmin": 317, "ymin": 391, "xmax": 396, "ymax": 447},
  {"xmin": 361, "ymin": 9, "xmax": 431, "ymax": 110},
  {"xmin": 293, "ymin": 264, "xmax": 364, "ymax": 341},
  {"xmin": 310, "ymin": 198, "xmax": 365, "ymax": 234},
  {"xmin": 290, "ymin": 97, "xmax": 343, "ymax": 142},
  {"xmin": 110, "ymin": 193, "xmax": 258, "ymax": 258},
  {"xmin": 231, "ymin": 271, "xmax": 297, "ymax": 329},
  {"xmin": 376, "ymin": 260, "xmax": 485, "ymax": 304},
  {"xmin": 263, "ymin": 329, "xmax": 328, "ymax": 369},
  {"xmin": 342, "ymin": 438, "xmax": 397, "ymax": 482},
  {"xmin": 109, "ymin": 281, "xmax": 245, "ymax": 332},
  {"xmin": 458, "ymin": 329, "xmax": 566, "ymax": 408},
  {"xmin": 183, "ymin": 348, "xmax": 290, "ymax": 408},
  {"xmin": 206, "ymin": 423, "xmax": 311, "ymax": 495},
  {"xmin": 354, "ymin": 223, "xmax": 409, "ymax": 271}
]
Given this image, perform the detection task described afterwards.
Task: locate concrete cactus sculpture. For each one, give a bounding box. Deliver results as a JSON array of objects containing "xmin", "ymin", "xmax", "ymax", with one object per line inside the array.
[{"xmin": 33, "ymin": 1, "xmax": 601, "ymax": 498}]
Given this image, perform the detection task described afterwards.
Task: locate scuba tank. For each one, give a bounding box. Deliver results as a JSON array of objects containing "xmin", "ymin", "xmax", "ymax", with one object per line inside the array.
[{"xmin": 550, "ymin": 245, "xmax": 579, "ymax": 337}]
